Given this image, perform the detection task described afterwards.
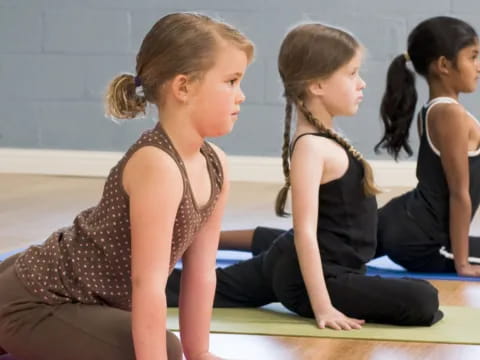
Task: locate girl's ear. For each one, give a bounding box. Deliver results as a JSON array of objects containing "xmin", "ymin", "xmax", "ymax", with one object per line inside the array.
[
  {"xmin": 170, "ymin": 74, "xmax": 191, "ymax": 102},
  {"xmin": 307, "ymin": 81, "xmax": 325, "ymax": 97},
  {"xmin": 433, "ymin": 55, "xmax": 452, "ymax": 76}
]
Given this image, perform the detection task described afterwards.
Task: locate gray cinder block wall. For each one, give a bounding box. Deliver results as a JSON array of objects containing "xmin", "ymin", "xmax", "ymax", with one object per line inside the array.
[{"xmin": 1, "ymin": 0, "xmax": 479, "ymax": 159}]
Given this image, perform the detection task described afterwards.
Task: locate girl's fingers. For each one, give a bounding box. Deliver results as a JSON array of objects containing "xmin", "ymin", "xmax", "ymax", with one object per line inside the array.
[
  {"xmin": 348, "ymin": 320, "xmax": 362, "ymax": 329},
  {"xmin": 326, "ymin": 320, "xmax": 342, "ymax": 330},
  {"xmin": 350, "ymin": 318, "xmax": 365, "ymax": 326},
  {"xmin": 319, "ymin": 316, "xmax": 364, "ymax": 331}
]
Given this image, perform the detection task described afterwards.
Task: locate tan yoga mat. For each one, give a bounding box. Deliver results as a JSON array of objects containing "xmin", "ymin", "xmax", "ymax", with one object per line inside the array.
[{"xmin": 167, "ymin": 303, "xmax": 480, "ymax": 344}]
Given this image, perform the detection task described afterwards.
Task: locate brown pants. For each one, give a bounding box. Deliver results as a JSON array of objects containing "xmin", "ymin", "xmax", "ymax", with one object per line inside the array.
[{"xmin": 0, "ymin": 254, "xmax": 182, "ymax": 360}]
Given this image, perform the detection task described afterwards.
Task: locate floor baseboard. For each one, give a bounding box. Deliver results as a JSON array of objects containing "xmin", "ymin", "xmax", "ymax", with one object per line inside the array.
[{"xmin": 0, "ymin": 148, "xmax": 417, "ymax": 187}]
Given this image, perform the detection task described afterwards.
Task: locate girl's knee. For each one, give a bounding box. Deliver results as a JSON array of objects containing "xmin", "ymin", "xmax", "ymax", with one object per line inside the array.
[{"xmin": 402, "ymin": 281, "xmax": 441, "ymax": 325}]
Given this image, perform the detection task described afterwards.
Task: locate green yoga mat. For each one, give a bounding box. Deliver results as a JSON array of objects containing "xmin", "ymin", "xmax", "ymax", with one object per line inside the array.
[{"xmin": 167, "ymin": 303, "xmax": 480, "ymax": 345}]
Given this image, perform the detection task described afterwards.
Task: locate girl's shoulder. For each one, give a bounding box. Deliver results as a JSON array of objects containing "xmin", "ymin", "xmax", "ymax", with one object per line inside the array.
[
  {"xmin": 428, "ymin": 100, "xmax": 466, "ymax": 120},
  {"xmin": 290, "ymin": 133, "xmax": 348, "ymax": 175},
  {"xmin": 122, "ymin": 145, "xmax": 184, "ymax": 195},
  {"xmin": 427, "ymin": 101, "xmax": 470, "ymax": 132},
  {"xmin": 291, "ymin": 133, "xmax": 346, "ymax": 160},
  {"xmin": 290, "ymin": 132, "xmax": 349, "ymax": 185}
]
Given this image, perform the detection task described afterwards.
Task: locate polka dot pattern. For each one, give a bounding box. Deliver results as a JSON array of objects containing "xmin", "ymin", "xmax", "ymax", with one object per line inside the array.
[{"xmin": 15, "ymin": 123, "xmax": 223, "ymax": 310}]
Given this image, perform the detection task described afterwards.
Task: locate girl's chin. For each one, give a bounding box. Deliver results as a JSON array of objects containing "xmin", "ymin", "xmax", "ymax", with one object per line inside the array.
[
  {"xmin": 207, "ymin": 126, "xmax": 234, "ymax": 138},
  {"xmin": 339, "ymin": 107, "xmax": 359, "ymax": 117}
]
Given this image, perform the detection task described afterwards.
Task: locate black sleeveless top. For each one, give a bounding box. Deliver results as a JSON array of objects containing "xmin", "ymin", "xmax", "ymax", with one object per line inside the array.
[
  {"xmin": 290, "ymin": 133, "xmax": 378, "ymax": 276},
  {"xmin": 405, "ymin": 97, "xmax": 480, "ymax": 244}
]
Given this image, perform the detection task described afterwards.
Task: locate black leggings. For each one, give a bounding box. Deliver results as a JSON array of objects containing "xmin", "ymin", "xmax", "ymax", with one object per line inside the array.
[
  {"xmin": 377, "ymin": 195, "xmax": 480, "ymax": 272},
  {"xmin": 167, "ymin": 227, "xmax": 442, "ymax": 326}
]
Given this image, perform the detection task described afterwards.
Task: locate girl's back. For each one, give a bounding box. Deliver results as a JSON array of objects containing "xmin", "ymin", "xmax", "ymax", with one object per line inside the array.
[
  {"xmin": 14, "ymin": 122, "xmax": 223, "ymax": 309},
  {"xmin": 292, "ymin": 133, "xmax": 377, "ymax": 275},
  {"xmin": 409, "ymin": 98, "xmax": 480, "ymax": 237},
  {"xmin": 376, "ymin": 16, "xmax": 480, "ymax": 275}
]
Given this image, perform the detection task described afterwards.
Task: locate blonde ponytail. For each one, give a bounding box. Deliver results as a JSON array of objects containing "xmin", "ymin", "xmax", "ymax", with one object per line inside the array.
[{"xmin": 104, "ymin": 73, "xmax": 147, "ymax": 120}]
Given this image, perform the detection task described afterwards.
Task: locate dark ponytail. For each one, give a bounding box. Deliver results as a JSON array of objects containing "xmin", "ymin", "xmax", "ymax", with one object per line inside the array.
[
  {"xmin": 376, "ymin": 16, "xmax": 478, "ymax": 160},
  {"xmin": 375, "ymin": 54, "xmax": 417, "ymax": 159}
]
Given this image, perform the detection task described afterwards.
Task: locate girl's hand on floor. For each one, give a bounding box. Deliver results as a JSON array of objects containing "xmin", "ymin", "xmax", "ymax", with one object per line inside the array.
[
  {"xmin": 455, "ymin": 263, "xmax": 480, "ymax": 277},
  {"xmin": 315, "ymin": 306, "xmax": 365, "ymax": 330}
]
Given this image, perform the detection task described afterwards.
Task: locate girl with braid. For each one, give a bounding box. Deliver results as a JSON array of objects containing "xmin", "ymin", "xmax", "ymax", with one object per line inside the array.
[
  {"xmin": 375, "ymin": 16, "xmax": 480, "ymax": 276},
  {"xmin": 167, "ymin": 23, "xmax": 443, "ymax": 329}
]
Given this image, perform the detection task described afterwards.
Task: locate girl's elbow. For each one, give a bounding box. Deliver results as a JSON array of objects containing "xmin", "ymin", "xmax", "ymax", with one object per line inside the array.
[
  {"xmin": 132, "ymin": 275, "xmax": 168, "ymax": 298},
  {"xmin": 449, "ymin": 191, "xmax": 471, "ymax": 205}
]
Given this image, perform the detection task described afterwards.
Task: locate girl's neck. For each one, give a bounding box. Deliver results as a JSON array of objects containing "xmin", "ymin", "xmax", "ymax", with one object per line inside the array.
[
  {"xmin": 157, "ymin": 108, "xmax": 204, "ymax": 159},
  {"xmin": 296, "ymin": 100, "xmax": 335, "ymax": 133},
  {"xmin": 428, "ymin": 78, "xmax": 460, "ymax": 101}
]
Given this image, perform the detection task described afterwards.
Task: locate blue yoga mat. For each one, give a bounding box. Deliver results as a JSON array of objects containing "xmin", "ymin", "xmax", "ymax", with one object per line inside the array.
[
  {"xmin": 213, "ymin": 250, "xmax": 480, "ymax": 282},
  {"xmin": 365, "ymin": 256, "xmax": 479, "ymax": 281},
  {"xmin": 2, "ymin": 248, "xmax": 478, "ymax": 281},
  {"xmin": 0, "ymin": 249, "xmax": 24, "ymax": 262}
]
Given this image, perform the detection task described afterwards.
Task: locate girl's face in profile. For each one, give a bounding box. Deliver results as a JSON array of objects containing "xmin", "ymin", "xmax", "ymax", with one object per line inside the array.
[
  {"xmin": 318, "ymin": 48, "xmax": 366, "ymax": 117},
  {"xmin": 189, "ymin": 44, "xmax": 248, "ymax": 138},
  {"xmin": 451, "ymin": 41, "xmax": 480, "ymax": 93}
]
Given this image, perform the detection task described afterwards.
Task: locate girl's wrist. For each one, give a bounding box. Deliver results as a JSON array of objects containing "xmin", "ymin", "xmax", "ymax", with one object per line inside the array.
[
  {"xmin": 455, "ymin": 260, "xmax": 469, "ymax": 270},
  {"xmin": 313, "ymin": 301, "xmax": 333, "ymax": 314}
]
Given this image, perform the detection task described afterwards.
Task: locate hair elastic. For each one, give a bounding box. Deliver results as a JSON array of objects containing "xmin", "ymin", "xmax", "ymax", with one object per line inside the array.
[{"xmin": 134, "ymin": 75, "xmax": 142, "ymax": 88}]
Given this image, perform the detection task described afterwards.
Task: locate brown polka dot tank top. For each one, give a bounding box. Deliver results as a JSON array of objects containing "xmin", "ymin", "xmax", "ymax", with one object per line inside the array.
[{"xmin": 14, "ymin": 122, "xmax": 224, "ymax": 310}]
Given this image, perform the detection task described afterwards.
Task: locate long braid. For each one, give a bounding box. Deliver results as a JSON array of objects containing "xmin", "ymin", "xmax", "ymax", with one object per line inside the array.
[
  {"xmin": 296, "ymin": 101, "xmax": 380, "ymax": 196},
  {"xmin": 275, "ymin": 98, "xmax": 294, "ymax": 216}
]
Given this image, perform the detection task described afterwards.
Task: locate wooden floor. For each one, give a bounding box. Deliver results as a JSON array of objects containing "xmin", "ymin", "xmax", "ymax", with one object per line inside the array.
[{"xmin": 1, "ymin": 174, "xmax": 480, "ymax": 360}]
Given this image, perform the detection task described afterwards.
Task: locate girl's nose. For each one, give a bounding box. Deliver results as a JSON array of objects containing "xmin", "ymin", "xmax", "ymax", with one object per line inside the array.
[{"xmin": 237, "ymin": 88, "xmax": 246, "ymax": 104}]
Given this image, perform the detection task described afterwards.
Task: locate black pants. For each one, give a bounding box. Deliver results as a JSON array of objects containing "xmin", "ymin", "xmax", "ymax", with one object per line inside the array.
[
  {"xmin": 167, "ymin": 227, "xmax": 442, "ymax": 326},
  {"xmin": 377, "ymin": 195, "xmax": 480, "ymax": 272}
]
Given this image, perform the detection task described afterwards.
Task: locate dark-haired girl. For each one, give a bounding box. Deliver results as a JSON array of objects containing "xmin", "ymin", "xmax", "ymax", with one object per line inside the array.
[
  {"xmin": 375, "ymin": 16, "xmax": 480, "ymax": 277},
  {"xmin": 167, "ymin": 22, "xmax": 443, "ymax": 329}
]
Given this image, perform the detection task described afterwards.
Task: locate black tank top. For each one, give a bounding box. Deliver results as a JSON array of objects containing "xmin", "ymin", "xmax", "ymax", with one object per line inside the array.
[
  {"xmin": 406, "ymin": 97, "xmax": 480, "ymax": 243},
  {"xmin": 291, "ymin": 133, "xmax": 378, "ymax": 275}
]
